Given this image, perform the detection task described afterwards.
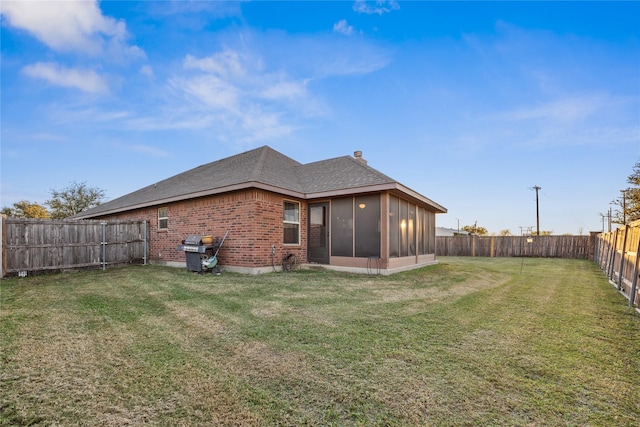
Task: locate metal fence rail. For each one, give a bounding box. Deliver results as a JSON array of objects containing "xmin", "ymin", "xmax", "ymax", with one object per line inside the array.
[
  {"xmin": 1, "ymin": 217, "xmax": 148, "ymax": 277},
  {"xmin": 595, "ymin": 220, "xmax": 640, "ymax": 308}
]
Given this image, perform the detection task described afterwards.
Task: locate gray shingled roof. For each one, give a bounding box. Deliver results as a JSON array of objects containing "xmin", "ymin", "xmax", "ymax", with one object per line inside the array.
[
  {"xmin": 76, "ymin": 146, "xmax": 445, "ymax": 218},
  {"xmin": 297, "ymin": 155, "xmax": 396, "ymax": 193}
]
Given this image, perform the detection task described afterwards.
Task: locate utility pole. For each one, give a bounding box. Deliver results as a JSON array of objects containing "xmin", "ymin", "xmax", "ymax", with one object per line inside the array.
[{"xmin": 532, "ymin": 185, "xmax": 541, "ymax": 236}]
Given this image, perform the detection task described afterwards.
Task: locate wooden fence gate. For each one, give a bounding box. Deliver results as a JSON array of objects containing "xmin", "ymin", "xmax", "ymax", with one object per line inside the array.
[
  {"xmin": 1, "ymin": 217, "xmax": 148, "ymax": 277},
  {"xmin": 595, "ymin": 220, "xmax": 640, "ymax": 308}
]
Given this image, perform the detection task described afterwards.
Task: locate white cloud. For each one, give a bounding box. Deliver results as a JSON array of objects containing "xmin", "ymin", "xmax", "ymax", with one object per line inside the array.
[
  {"xmin": 178, "ymin": 50, "xmax": 310, "ymax": 109},
  {"xmin": 353, "ymin": 0, "xmax": 399, "ymax": 15},
  {"xmin": 128, "ymin": 144, "xmax": 171, "ymax": 158},
  {"xmin": 501, "ymin": 94, "xmax": 623, "ymax": 124},
  {"xmin": 183, "ymin": 51, "xmax": 245, "ymax": 77},
  {"xmin": 504, "ymin": 99, "xmax": 595, "ymax": 123},
  {"xmin": 144, "ymin": 0, "xmax": 242, "ymax": 20},
  {"xmin": 140, "ymin": 65, "xmax": 154, "ymax": 78},
  {"xmin": 123, "ymin": 111, "xmax": 216, "ymax": 132},
  {"xmin": 238, "ymin": 108, "xmax": 296, "ymax": 143},
  {"xmin": 1, "ymin": 0, "xmax": 140, "ymax": 58},
  {"xmin": 260, "ymin": 80, "xmax": 308, "ymax": 101},
  {"xmin": 333, "ymin": 19, "xmax": 354, "ymax": 36},
  {"xmin": 133, "ymin": 48, "xmax": 307, "ymax": 144},
  {"xmin": 172, "ymin": 74, "xmax": 240, "ymax": 110},
  {"xmin": 464, "ymin": 93, "xmax": 640, "ymax": 151},
  {"xmin": 128, "ymin": 27, "xmax": 389, "ymax": 143},
  {"xmin": 22, "ymin": 62, "xmax": 109, "ymax": 94},
  {"xmin": 30, "ymin": 133, "xmax": 68, "ymax": 142}
]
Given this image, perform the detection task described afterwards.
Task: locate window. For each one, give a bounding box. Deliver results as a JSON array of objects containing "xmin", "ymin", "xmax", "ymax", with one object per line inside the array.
[
  {"xmin": 355, "ymin": 194, "xmax": 380, "ymax": 257},
  {"xmin": 417, "ymin": 207, "xmax": 434, "ymax": 255},
  {"xmin": 158, "ymin": 207, "xmax": 168, "ymax": 230},
  {"xmin": 331, "ymin": 197, "xmax": 353, "ymax": 256},
  {"xmin": 283, "ymin": 201, "xmax": 300, "ymax": 245},
  {"xmin": 331, "ymin": 195, "xmax": 381, "ymax": 258},
  {"xmin": 427, "ymin": 210, "xmax": 435, "ymax": 254},
  {"xmin": 417, "ymin": 207, "xmax": 425, "ymax": 255},
  {"xmin": 390, "ymin": 196, "xmax": 429, "ymax": 258},
  {"xmin": 389, "ymin": 197, "xmax": 399, "ymax": 257},
  {"xmin": 400, "ymin": 199, "xmax": 409, "ymax": 257}
]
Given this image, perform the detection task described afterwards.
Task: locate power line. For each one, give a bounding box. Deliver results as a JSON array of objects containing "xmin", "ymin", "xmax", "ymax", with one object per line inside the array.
[{"xmin": 538, "ymin": 188, "xmax": 590, "ymax": 234}]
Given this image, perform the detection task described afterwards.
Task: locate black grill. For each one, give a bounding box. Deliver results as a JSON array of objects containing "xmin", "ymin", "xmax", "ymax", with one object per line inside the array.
[
  {"xmin": 184, "ymin": 234, "xmax": 204, "ymax": 246},
  {"xmin": 177, "ymin": 235, "xmax": 221, "ymax": 273}
]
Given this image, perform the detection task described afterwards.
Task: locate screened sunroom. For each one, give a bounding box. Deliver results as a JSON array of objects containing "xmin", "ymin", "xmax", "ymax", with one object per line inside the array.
[{"xmin": 307, "ymin": 191, "xmax": 443, "ymax": 274}]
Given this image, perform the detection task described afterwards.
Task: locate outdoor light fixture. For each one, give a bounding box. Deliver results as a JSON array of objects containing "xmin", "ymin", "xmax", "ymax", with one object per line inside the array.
[{"xmin": 359, "ymin": 203, "xmax": 366, "ymax": 209}]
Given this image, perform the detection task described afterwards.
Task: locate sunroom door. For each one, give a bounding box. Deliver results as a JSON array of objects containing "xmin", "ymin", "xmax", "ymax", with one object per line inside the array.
[{"xmin": 308, "ymin": 202, "xmax": 329, "ymax": 264}]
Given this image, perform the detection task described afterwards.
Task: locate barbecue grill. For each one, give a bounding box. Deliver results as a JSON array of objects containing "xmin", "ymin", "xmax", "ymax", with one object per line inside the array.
[{"xmin": 177, "ymin": 234, "xmax": 224, "ymax": 273}]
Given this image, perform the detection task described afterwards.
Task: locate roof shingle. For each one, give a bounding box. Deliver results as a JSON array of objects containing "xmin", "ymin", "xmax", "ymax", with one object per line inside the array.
[{"xmin": 75, "ymin": 145, "xmax": 445, "ymax": 218}]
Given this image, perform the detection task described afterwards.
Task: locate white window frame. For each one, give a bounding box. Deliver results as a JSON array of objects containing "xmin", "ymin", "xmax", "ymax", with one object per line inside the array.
[
  {"xmin": 283, "ymin": 200, "xmax": 300, "ymax": 245},
  {"xmin": 158, "ymin": 207, "xmax": 168, "ymax": 230}
]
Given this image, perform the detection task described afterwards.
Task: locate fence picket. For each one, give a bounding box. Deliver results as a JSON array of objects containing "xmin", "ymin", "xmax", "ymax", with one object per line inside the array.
[
  {"xmin": 595, "ymin": 220, "xmax": 640, "ymax": 308},
  {"xmin": 436, "ymin": 235, "xmax": 594, "ymax": 259},
  {"xmin": 1, "ymin": 218, "xmax": 148, "ymax": 277}
]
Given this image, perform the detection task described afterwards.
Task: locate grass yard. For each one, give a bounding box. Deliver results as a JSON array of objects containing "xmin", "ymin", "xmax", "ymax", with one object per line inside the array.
[{"xmin": 1, "ymin": 257, "xmax": 639, "ymax": 426}]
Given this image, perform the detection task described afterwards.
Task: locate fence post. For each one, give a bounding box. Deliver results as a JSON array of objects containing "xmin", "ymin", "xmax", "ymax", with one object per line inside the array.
[
  {"xmin": 607, "ymin": 229, "xmax": 619, "ymax": 282},
  {"xmin": 490, "ymin": 236, "xmax": 495, "ymax": 257},
  {"xmin": 607, "ymin": 231, "xmax": 616, "ymax": 276},
  {"xmin": 143, "ymin": 220, "xmax": 148, "ymax": 265},
  {"xmin": 101, "ymin": 221, "xmax": 107, "ymax": 271},
  {"xmin": 594, "ymin": 233, "xmax": 605, "ymax": 269},
  {"xmin": 617, "ymin": 225, "xmax": 629, "ymax": 291},
  {"xmin": 629, "ymin": 231, "xmax": 640, "ymax": 308},
  {"xmin": 0, "ymin": 215, "xmax": 4, "ymax": 278},
  {"xmin": 600, "ymin": 233, "xmax": 608, "ymax": 269}
]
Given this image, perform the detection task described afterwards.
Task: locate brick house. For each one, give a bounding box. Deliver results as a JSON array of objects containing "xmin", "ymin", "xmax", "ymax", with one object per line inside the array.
[{"xmin": 75, "ymin": 146, "xmax": 446, "ymax": 274}]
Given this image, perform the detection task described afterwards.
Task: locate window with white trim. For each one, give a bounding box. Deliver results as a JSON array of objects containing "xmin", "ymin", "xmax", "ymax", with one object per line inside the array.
[
  {"xmin": 158, "ymin": 207, "xmax": 168, "ymax": 230},
  {"xmin": 283, "ymin": 201, "xmax": 300, "ymax": 245}
]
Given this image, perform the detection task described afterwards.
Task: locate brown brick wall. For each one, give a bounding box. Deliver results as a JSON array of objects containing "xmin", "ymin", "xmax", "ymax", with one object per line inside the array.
[{"xmin": 100, "ymin": 189, "xmax": 307, "ymax": 268}]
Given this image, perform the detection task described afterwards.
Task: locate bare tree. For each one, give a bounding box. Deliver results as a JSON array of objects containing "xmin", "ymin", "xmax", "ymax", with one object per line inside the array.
[{"xmin": 45, "ymin": 181, "xmax": 106, "ymax": 219}]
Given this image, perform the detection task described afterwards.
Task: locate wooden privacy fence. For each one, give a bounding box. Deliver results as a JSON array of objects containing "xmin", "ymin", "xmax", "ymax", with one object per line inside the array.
[
  {"xmin": 595, "ymin": 220, "xmax": 640, "ymax": 308},
  {"xmin": 437, "ymin": 235, "xmax": 594, "ymax": 259},
  {"xmin": 1, "ymin": 217, "xmax": 148, "ymax": 277}
]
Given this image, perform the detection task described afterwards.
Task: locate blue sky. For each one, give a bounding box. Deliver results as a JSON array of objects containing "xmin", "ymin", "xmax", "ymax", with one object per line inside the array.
[{"xmin": 1, "ymin": 1, "xmax": 638, "ymax": 235}]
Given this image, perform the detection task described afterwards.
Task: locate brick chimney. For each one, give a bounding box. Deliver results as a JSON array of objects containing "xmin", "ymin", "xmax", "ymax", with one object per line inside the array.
[{"xmin": 353, "ymin": 150, "xmax": 367, "ymax": 165}]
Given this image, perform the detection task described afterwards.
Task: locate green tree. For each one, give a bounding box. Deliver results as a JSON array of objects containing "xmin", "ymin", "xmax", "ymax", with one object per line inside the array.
[
  {"xmin": 499, "ymin": 229, "xmax": 512, "ymax": 236},
  {"xmin": 45, "ymin": 181, "xmax": 106, "ymax": 219},
  {"xmin": 1, "ymin": 200, "xmax": 50, "ymax": 218},
  {"xmin": 461, "ymin": 224, "xmax": 488, "ymax": 235},
  {"xmin": 625, "ymin": 161, "xmax": 640, "ymax": 222},
  {"xmin": 612, "ymin": 161, "xmax": 640, "ymax": 225}
]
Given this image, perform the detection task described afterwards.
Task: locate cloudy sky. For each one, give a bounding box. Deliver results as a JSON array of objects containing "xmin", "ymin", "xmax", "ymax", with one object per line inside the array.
[{"xmin": 1, "ymin": 0, "xmax": 638, "ymax": 234}]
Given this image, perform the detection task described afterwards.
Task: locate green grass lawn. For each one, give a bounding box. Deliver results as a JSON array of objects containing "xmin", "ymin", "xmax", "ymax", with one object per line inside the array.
[{"xmin": 1, "ymin": 257, "xmax": 638, "ymax": 426}]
